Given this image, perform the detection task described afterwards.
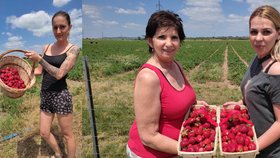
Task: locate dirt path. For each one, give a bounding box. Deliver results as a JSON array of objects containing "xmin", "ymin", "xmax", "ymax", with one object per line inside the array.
[
  {"xmin": 187, "ymin": 47, "xmax": 220, "ymax": 77},
  {"xmin": 186, "ymin": 45, "xmax": 242, "ymax": 104},
  {"xmin": 222, "ymin": 46, "xmax": 229, "ymax": 84},
  {"xmin": 188, "ymin": 44, "xmax": 248, "ymax": 90},
  {"xmin": 230, "ymin": 45, "xmax": 249, "ymax": 67}
]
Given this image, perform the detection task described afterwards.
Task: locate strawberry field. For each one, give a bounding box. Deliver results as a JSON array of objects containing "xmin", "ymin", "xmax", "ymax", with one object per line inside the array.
[
  {"xmin": 0, "ymin": 38, "xmax": 255, "ymax": 157},
  {"xmin": 82, "ymin": 38, "xmax": 256, "ymax": 157}
]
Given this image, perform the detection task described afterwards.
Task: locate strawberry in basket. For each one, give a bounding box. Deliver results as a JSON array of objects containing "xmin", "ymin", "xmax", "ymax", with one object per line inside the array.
[
  {"xmin": 180, "ymin": 106, "xmax": 218, "ymax": 152},
  {"xmin": 220, "ymin": 105, "xmax": 257, "ymax": 152},
  {"xmin": 0, "ymin": 67, "xmax": 26, "ymax": 89}
]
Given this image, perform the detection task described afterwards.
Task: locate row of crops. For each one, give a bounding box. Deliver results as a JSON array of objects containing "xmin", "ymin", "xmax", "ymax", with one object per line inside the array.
[{"xmin": 83, "ymin": 39, "xmax": 255, "ymax": 82}]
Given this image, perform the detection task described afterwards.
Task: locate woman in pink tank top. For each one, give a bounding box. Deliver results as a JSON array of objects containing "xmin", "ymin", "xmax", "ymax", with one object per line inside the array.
[{"xmin": 127, "ymin": 10, "xmax": 208, "ymax": 158}]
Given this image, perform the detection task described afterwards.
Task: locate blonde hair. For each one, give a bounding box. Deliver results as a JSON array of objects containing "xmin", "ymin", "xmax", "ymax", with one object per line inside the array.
[{"xmin": 249, "ymin": 5, "xmax": 280, "ymax": 61}]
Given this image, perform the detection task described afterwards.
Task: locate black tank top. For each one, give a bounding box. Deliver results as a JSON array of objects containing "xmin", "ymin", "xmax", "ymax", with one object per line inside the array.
[{"xmin": 41, "ymin": 44, "xmax": 73, "ymax": 91}]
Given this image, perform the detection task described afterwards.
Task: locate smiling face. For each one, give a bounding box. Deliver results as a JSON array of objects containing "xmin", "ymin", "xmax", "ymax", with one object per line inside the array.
[
  {"xmin": 148, "ymin": 27, "xmax": 180, "ymax": 62},
  {"xmin": 52, "ymin": 15, "xmax": 72, "ymax": 42},
  {"xmin": 249, "ymin": 16, "xmax": 280, "ymax": 58}
]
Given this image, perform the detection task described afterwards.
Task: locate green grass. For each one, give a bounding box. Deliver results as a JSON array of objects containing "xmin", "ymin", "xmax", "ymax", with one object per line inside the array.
[
  {"xmin": 228, "ymin": 45, "xmax": 248, "ymax": 85},
  {"xmin": 0, "ymin": 95, "xmax": 24, "ymax": 136},
  {"xmin": 68, "ymin": 50, "xmax": 84, "ymax": 80},
  {"xmin": 82, "ymin": 39, "xmax": 149, "ymax": 79}
]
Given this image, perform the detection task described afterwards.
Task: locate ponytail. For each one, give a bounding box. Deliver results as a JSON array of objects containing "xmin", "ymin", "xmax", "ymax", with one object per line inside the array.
[{"xmin": 271, "ymin": 40, "xmax": 280, "ymax": 62}]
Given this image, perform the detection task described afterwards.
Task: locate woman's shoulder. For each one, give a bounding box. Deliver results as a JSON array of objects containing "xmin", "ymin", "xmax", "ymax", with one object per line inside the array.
[
  {"xmin": 43, "ymin": 43, "xmax": 52, "ymax": 50},
  {"xmin": 70, "ymin": 44, "xmax": 80, "ymax": 49},
  {"xmin": 136, "ymin": 66, "xmax": 159, "ymax": 85},
  {"xmin": 267, "ymin": 61, "xmax": 280, "ymax": 75},
  {"xmin": 41, "ymin": 44, "xmax": 52, "ymax": 55},
  {"xmin": 69, "ymin": 44, "xmax": 80, "ymax": 51},
  {"xmin": 67, "ymin": 44, "xmax": 80, "ymax": 55}
]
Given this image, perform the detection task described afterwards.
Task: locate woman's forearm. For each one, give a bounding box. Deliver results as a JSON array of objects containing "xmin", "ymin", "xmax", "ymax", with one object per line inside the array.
[
  {"xmin": 141, "ymin": 132, "xmax": 178, "ymax": 154},
  {"xmin": 237, "ymin": 99, "xmax": 243, "ymax": 105},
  {"xmin": 39, "ymin": 58, "xmax": 60, "ymax": 78},
  {"xmin": 258, "ymin": 121, "xmax": 280, "ymax": 150}
]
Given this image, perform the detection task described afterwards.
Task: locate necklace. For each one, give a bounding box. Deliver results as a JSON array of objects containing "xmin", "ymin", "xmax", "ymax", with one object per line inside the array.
[{"xmin": 257, "ymin": 54, "xmax": 271, "ymax": 64}]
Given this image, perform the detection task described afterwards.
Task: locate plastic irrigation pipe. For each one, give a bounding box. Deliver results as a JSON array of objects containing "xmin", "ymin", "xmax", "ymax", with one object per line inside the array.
[{"xmin": 0, "ymin": 128, "xmax": 31, "ymax": 142}]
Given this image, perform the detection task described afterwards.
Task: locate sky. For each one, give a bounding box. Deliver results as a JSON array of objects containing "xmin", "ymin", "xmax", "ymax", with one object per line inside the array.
[
  {"xmin": 0, "ymin": 0, "xmax": 82, "ymax": 55},
  {"xmin": 83, "ymin": 0, "xmax": 280, "ymax": 39}
]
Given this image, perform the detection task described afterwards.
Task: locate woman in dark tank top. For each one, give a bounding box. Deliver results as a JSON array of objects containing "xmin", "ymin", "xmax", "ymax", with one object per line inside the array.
[
  {"xmin": 224, "ymin": 5, "xmax": 280, "ymax": 158},
  {"xmin": 25, "ymin": 11, "xmax": 80, "ymax": 158}
]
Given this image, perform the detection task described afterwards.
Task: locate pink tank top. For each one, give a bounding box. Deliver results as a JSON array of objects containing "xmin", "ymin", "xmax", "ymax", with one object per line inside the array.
[{"xmin": 128, "ymin": 63, "xmax": 196, "ymax": 158}]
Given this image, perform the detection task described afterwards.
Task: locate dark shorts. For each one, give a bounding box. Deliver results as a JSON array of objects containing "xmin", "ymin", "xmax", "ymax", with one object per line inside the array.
[{"xmin": 40, "ymin": 89, "xmax": 73, "ymax": 115}]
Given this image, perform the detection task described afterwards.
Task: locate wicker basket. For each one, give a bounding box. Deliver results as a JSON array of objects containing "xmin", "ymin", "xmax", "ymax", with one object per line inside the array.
[{"xmin": 0, "ymin": 49, "xmax": 36, "ymax": 98}]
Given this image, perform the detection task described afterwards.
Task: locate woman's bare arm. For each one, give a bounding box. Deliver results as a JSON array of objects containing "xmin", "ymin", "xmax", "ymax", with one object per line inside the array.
[
  {"xmin": 135, "ymin": 68, "xmax": 178, "ymax": 154},
  {"xmin": 38, "ymin": 46, "xmax": 80, "ymax": 79}
]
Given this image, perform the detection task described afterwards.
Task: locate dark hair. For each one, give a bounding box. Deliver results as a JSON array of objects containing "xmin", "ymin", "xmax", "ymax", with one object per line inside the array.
[
  {"xmin": 145, "ymin": 10, "xmax": 185, "ymax": 53},
  {"xmin": 52, "ymin": 10, "xmax": 71, "ymax": 26}
]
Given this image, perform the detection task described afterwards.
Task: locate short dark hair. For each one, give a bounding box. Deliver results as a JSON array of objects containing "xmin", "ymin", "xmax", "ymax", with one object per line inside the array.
[
  {"xmin": 52, "ymin": 10, "xmax": 71, "ymax": 26},
  {"xmin": 145, "ymin": 10, "xmax": 185, "ymax": 53}
]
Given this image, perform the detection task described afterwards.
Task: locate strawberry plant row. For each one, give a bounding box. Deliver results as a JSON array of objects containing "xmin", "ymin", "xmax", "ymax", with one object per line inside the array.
[
  {"xmin": 190, "ymin": 44, "xmax": 226, "ymax": 83},
  {"xmin": 230, "ymin": 40, "xmax": 255, "ymax": 63},
  {"xmin": 178, "ymin": 40, "xmax": 224, "ymax": 71},
  {"xmin": 227, "ymin": 46, "xmax": 248, "ymax": 85}
]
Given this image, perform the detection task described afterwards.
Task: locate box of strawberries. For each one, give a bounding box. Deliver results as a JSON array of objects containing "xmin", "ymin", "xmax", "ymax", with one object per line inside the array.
[
  {"xmin": 178, "ymin": 104, "xmax": 259, "ymax": 158},
  {"xmin": 219, "ymin": 104, "xmax": 259, "ymax": 158},
  {"xmin": 177, "ymin": 104, "xmax": 219, "ymax": 158}
]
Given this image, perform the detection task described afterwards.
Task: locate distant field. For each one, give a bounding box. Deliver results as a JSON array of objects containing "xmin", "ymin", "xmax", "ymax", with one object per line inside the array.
[{"xmin": 82, "ymin": 39, "xmax": 255, "ymax": 157}]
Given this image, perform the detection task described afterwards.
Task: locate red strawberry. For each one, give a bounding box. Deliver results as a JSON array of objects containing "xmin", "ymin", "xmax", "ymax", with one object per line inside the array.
[{"xmin": 234, "ymin": 105, "xmax": 241, "ymax": 110}]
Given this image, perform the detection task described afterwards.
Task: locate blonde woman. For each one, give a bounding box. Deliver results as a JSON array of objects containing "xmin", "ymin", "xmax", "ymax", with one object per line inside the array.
[{"xmin": 224, "ymin": 5, "xmax": 280, "ymax": 158}]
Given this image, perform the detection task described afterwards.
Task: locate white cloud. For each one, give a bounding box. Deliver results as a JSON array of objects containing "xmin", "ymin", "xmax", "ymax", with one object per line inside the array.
[
  {"xmin": 70, "ymin": 8, "xmax": 82, "ymax": 20},
  {"xmin": 5, "ymin": 9, "xmax": 82, "ymax": 47},
  {"xmin": 6, "ymin": 10, "xmax": 52, "ymax": 37},
  {"xmin": 83, "ymin": 4, "xmax": 101, "ymax": 19},
  {"xmin": 246, "ymin": 0, "xmax": 280, "ymax": 12},
  {"xmin": 30, "ymin": 44, "xmax": 45, "ymax": 54},
  {"xmin": 53, "ymin": 0, "xmax": 71, "ymax": 7},
  {"xmin": 93, "ymin": 19, "xmax": 119, "ymax": 26},
  {"xmin": 179, "ymin": 0, "xmax": 252, "ymax": 37},
  {"xmin": 227, "ymin": 14, "xmax": 249, "ymax": 23},
  {"xmin": 123, "ymin": 23, "xmax": 143, "ymax": 29},
  {"xmin": 2, "ymin": 32, "xmax": 12, "ymax": 36},
  {"xmin": 180, "ymin": 0, "xmax": 224, "ymax": 22},
  {"xmin": 69, "ymin": 8, "xmax": 82, "ymax": 47},
  {"xmin": 115, "ymin": 7, "xmax": 146, "ymax": 15},
  {"xmin": 233, "ymin": 0, "xmax": 244, "ymax": 2},
  {"xmin": 139, "ymin": 2, "xmax": 145, "ymax": 6},
  {"xmin": 4, "ymin": 35, "xmax": 25, "ymax": 50}
]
